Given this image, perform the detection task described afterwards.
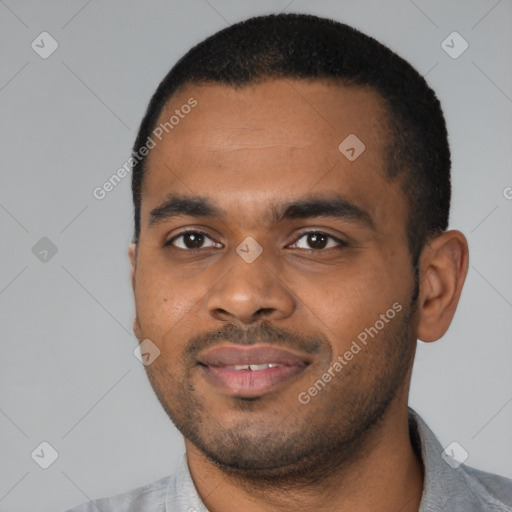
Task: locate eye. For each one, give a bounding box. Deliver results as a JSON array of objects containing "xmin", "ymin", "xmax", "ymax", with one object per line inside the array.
[
  {"xmin": 290, "ymin": 231, "xmax": 346, "ymax": 250},
  {"xmin": 167, "ymin": 230, "xmax": 222, "ymax": 250}
]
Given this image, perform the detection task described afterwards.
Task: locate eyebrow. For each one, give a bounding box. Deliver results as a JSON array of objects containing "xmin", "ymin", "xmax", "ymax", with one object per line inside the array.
[{"xmin": 148, "ymin": 193, "xmax": 374, "ymax": 229}]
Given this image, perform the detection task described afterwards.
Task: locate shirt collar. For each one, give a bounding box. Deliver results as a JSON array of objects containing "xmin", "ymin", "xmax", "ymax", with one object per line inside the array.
[{"xmin": 409, "ymin": 407, "xmax": 493, "ymax": 511}]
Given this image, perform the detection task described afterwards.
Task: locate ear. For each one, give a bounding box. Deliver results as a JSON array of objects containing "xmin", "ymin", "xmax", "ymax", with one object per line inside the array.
[
  {"xmin": 416, "ymin": 230, "xmax": 469, "ymax": 342},
  {"xmin": 128, "ymin": 243, "xmax": 137, "ymax": 292},
  {"xmin": 128, "ymin": 243, "xmax": 141, "ymax": 341}
]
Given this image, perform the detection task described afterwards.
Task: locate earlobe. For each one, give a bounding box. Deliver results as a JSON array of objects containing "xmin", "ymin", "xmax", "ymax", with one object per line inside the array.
[{"xmin": 416, "ymin": 230, "xmax": 469, "ymax": 343}]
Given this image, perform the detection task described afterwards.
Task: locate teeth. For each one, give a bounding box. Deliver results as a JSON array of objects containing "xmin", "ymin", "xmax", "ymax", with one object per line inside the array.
[
  {"xmin": 225, "ymin": 363, "xmax": 282, "ymax": 371},
  {"xmin": 249, "ymin": 364, "xmax": 270, "ymax": 371}
]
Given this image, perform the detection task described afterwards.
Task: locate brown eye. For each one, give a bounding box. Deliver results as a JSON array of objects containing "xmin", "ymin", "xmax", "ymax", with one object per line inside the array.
[
  {"xmin": 306, "ymin": 233, "xmax": 328, "ymax": 249},
  {"xmin": 168, "ymin": 231, "xmax": 221, "ymax": 250},
  {"xmin": 291, "ymin": 232, "xmax": 345, "ymax": 250}
]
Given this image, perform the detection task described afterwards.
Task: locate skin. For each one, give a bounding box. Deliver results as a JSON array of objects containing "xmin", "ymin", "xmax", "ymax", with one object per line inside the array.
[{"xmin": 128, "ymin": 79, "xmax": 469, "ymax": 512}]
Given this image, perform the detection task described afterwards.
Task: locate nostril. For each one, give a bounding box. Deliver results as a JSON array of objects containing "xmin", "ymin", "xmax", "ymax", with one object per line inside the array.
[{"xmin": 255, "ymin": 307, "xmax": 275, "ymax": 317}]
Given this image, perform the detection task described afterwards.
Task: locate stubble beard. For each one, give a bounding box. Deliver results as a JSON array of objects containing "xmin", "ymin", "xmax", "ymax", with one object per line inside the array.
[{"xmin": 145, "ymin": 285, "xmax": 419, "ymax": 489}]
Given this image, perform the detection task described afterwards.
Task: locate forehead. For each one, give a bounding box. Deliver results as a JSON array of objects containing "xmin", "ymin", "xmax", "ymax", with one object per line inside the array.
[
  {"xmin": 150, "ymin": 79, "xmax": 389, "ymax": 165},
  {"xmin": 141, "ymin": 79, "xmax": 406, "ymax": 231}
]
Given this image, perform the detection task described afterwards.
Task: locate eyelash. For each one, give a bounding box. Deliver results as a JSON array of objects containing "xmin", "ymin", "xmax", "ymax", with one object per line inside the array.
[{"xmin": 165, "ymin": 230, "xmax": 348, "ymax": 250}]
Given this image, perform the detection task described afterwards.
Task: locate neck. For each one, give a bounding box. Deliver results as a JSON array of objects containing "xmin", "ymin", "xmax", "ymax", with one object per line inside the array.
[{"xmin": 185, "ymin": 394, "xmax": 424, "ymax": 512}]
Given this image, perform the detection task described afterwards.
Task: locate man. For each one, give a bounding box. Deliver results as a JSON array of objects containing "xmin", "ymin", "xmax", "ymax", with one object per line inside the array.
[{"xmin": 67, "ymin": 13, "xmax": 512, "ymax": 512}]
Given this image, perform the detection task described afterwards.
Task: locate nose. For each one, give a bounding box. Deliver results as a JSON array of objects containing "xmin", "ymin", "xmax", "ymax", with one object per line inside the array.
[{"xmin": 206, "ymin": 250, "xmax": 296, "ymax": 325}]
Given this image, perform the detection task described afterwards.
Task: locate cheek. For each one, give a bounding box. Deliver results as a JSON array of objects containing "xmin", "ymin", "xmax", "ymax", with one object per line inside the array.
[
  {"xmin": 291, "ymin": 259, "xmax": 402, "ymax": 348},
  {"xmin": 134, "ymin": 251, "xmax": 222, "ymax": 347},
  {"xmin": 134, "ymin": 261, "xmax": 192, "ymax": 337}
]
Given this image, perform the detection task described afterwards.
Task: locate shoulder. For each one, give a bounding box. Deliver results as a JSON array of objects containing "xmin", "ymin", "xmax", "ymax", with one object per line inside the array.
[
  {"xmin": 458, "ymin": 464, "xmax": 512, "ymax": 511},
  {"xmin": 409, "ymin": 408, "xmax": 512, "ymax": 511},
  {"xmin": 64, "ymin": 454, "xmax": 205, "ymax": 512},
  {"xmin": 64, "ymin": 474, "xmax": 171, "ymax": 512}
]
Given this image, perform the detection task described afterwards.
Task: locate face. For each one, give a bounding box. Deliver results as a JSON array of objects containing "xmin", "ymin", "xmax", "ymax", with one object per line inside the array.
[{"xmin": 130, "ymin": 79, "xmax": 419, "ymax": 481}]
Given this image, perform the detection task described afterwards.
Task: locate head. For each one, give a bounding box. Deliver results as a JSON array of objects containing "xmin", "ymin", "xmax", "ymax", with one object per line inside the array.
[{"xmin": 128, "ymin": 13, "xmax": 468, "ymax": 483}]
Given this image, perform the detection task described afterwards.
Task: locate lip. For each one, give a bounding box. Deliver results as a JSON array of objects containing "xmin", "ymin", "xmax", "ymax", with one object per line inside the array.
[{"xmin": 197, "ymin": 344, "xmax": 311, "ymax": 397}]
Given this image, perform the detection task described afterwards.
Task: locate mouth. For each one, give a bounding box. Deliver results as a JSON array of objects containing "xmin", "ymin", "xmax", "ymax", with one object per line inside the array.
[{"xmin": 197, "ymin": 344, "xmax": 311, "ymax": 397}]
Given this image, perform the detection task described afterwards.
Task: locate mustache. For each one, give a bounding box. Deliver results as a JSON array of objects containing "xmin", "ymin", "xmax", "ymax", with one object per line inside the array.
[{"xmin": 184, "ymin": 320, "xmax": 329, "ymax": 360}]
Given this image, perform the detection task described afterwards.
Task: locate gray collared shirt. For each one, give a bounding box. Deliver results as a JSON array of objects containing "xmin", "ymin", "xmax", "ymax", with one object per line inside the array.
[{"xmin": 66, "ymin": 409, "xmax": 512, "ymax": 511}]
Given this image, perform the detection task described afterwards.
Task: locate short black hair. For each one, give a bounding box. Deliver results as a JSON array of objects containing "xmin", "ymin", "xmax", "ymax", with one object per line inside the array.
[{"xmin": 131, "ymin": 13, "xmax": 451, "ymax": 265}]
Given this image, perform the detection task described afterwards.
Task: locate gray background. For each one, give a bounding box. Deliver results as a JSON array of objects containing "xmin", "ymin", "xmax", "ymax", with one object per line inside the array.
[{"xmin": 0, "ymin": 0, "xmax": 511, "ymax": 510}]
